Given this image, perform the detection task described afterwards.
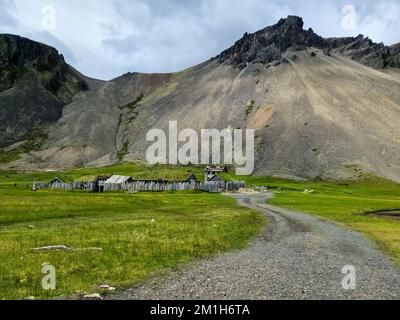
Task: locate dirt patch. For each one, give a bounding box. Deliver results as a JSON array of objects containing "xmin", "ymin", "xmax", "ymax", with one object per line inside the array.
[
  {"xmin": 364, "ymin": 210, "xmax": 400, "ymax": 220},
  {"xmin": 286, "ymin": 216, "xmax": 312, "ymax": 233},
  {"xmin": 371, "ymin": 211, "xmax": 400, "ymax": 220},
  {"xmin": 247, "ymin": 104, "xmax": 275, "ymax": 129}
]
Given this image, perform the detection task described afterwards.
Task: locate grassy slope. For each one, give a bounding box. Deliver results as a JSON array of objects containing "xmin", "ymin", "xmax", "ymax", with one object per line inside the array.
[{"xmin": 0, "ymin": 165, "xmax": 263, "ymax": 300}]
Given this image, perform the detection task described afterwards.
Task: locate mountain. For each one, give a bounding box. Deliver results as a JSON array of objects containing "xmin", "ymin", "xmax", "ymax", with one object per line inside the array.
[
  {"xmin": 217, "ymin": 16, "xmax": 400, "ymax": 69},
  {"xmin": 0, "ymin": 34, "xmax": 91, "ymax": 150},
  {"xmin": 1, "ymin": 16, "xmax": 400, "ymax": 182}
]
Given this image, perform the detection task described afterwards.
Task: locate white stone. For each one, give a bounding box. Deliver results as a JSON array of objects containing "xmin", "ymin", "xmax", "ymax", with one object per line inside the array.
[{"xmin": 83, "ymin": 293, "xmax": 103, "ymax": 300}]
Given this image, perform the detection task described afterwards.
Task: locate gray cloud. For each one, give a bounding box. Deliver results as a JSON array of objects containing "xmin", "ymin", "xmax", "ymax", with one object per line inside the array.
[
  {"xmin": 0, "ymin": 0, "xmax": 17, "ymax": 29},
  {"xmin": 0, "ymin": 0, "xmax": 399, "ymax": 80}
]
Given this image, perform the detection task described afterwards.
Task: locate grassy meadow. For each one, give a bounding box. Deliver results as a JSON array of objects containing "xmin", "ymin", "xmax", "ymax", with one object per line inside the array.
[
  {"xmin": 0, "ymin": 164, "xmax": 264, "ymax": 300},
  {"xmin": 1, "ymin": 162, "xmax": 400, "ymax": 299}
]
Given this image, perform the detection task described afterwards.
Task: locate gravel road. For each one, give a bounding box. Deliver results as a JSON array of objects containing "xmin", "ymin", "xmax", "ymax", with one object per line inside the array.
[{"xmin": 111, "ymin": 193, "xmax": 400, "ymax": 300}]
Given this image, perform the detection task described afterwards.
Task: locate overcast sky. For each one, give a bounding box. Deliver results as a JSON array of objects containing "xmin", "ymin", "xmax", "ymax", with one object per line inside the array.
[{"xmin": 1, "ymin": 0, "xmax": 399, "ymax": 80}]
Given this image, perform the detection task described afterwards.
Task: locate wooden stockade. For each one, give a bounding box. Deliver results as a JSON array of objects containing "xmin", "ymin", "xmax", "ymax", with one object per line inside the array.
[
  {"xmin": 125, "ymin": 181, "xmax": 198, "ymax": 193},
  {"xmin": 34, "ymin": 180, "xmax": 246, "ymax": 193},
  {"xmin": 33, "ymin": 181, "xmax": 98, "ymax": 192},
  {"xmin": 103, "ymin": 180, "xmax": 245, "ymax": 193}
]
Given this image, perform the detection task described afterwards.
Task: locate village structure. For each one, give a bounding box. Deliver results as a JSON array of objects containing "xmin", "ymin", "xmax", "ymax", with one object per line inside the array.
[{"xmin": 34, "ymin": 166, "xmax": 245, "ymax": 193}]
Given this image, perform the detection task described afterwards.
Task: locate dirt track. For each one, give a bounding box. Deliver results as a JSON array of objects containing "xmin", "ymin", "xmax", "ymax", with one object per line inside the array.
[{"xmin": 111, "ymin": 193, "xmax": 400, "ymax": 300}]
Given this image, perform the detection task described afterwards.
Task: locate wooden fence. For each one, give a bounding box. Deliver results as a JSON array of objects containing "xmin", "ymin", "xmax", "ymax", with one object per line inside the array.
[
  {"xmin": 34, "ymin": 180, "xmax": 246, "ymax": 193},
  {"xmin": 33, "ymin": 181, "xmax": 98, "ymax": 192}
]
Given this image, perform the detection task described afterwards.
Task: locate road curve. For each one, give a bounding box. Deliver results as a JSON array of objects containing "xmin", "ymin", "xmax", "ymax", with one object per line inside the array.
[{"xmin": 111, "ymin": 193, "xmax": 400, "ymax": 300}]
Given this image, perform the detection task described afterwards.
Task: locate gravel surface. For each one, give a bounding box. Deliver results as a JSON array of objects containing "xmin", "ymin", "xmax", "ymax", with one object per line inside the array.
[{"xmin": 110, "ymin": 193, "xmax": 400, "ymax": 300}]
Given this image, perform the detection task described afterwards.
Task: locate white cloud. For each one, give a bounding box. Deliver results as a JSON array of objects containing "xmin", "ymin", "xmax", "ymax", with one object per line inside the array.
[{"xmin": 341, "ymin": 5, "xmax": 358, "ymax": 30}]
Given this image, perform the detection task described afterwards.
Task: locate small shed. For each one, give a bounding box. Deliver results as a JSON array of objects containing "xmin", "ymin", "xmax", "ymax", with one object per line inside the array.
[
  {"xmin": 204, "ymin": 165, "xmax": 228, "ymax": 182},
  {"xmin": 49, "ymin": 177, "xmax": 65, "ymax": 186},
  {"xmin": 208, "ymin": 175, "xmax": 225, "ymax": 183},
  {"xmin": 75, "ymin": 175, "xmax": 111, "ymax": 192},
  {"xmin": 104, "ymin": 175, "xmax": 133, "ymax": 184},
  {"xmin": 101, "ymin": 175, "xmax": 134, "ymax": 192},
  {"xmin": 186, "ymin": 174, "xmax": 197, "ymax": 182}
]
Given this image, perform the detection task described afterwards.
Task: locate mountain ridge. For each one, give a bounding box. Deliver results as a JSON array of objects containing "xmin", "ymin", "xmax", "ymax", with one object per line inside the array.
[
  {"xmin": 216, "ymin": 16, "xmax": 400, "ymax": 69},
  {"xmin": 1, "ymin": 16, "xmax": 400, "ymax": 182}
]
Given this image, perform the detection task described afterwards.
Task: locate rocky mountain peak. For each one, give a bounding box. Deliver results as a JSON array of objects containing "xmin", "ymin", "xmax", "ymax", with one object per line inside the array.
[
  {"xmin": 217, "ymin": 16, "xmax": 323, "ymax": 68},
  {"xmin": 0, "ymin": 34, "xmax": 87, "ymax": 101},
  {"xmin": 217, "ymin": 16, "xmax": 400, "ymax": 70},
  {"xmin": 276, "ymin": 15, "xmax": 304, "ymax": 30},
  {"xmin": 0, "ymin": 34, "xmax": 89, "ymax": 149}
]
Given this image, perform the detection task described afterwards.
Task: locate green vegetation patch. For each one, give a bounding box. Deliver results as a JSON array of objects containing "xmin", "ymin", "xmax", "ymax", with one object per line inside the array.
[
  {"xmin": 120, "ymin": 94, "xmax": 144, "ymax": 111},
  {"xmin": 0, "ymin": 151, "xmax": 21, "ymax": 164},
  {"xmin": 246, "ymin": 100, "xmax": 255, "ymax": 117},
  {"xmin": 116, "ymin": 142, "xmax": 129, "ymax": 162},
  {"xmin": 76, "ymin": 175, "xmax": 98, "ymax": 183},
  {"xmin": 0, "ymin": 125, "xmax": 49, "ymax": 164}
]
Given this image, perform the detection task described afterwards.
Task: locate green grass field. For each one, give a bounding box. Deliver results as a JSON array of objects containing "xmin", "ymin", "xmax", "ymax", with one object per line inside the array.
[
  {"xmin": 0, "ymin": 165, "xmax": 264, "ymax": 300},
  {"xmin": 1, "ymin": 163, "xmax": 400, "ymax": 299}
]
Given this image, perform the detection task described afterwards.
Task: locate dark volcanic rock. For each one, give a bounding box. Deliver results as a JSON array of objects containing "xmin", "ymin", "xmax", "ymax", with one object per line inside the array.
[
  {"xmin": 217, "ymin": 16, "xmax": 324, "ymax": 68},
  {"xmin": 387, "ymin": 43, "xmax": 400, "ymax": 68},
  {"xmin": 325, "ymin": 35, "xmax": 394, "ymax": 69},
  {"xmin": 217, "ymin": 16, "xmax": 400, "ymax": 70},
  {"xmin": 0, "ymin": 82, "xmax": 64, "ymax": 148},
  {"xmin": 0, "ymin": 34, "xmax": 88, "ymax": 148}
]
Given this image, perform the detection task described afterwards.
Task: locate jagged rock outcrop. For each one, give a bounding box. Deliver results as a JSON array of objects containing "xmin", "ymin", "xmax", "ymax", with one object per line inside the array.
[
  {"xmin": 325, "ymin": 35, "xmax": 399, "ymax": 69},
  {"xmin": 217, "ymin": 16, "xmax": 324, "ymax": 68},
  {"xmin": 217, "ymin": 16, "xmax": 400, "ymax": 70},
  {"xmin": 0, "ymin": 34, "xmax": 88, "ymax": 148},
  {"xmin": 388, "ymin": 43, "xmax": 400, "ymax": 67}
]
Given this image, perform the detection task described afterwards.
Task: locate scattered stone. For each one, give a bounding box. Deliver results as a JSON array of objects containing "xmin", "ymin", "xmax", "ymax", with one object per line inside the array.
[
  {"xmin": 32, "ymin": 245, "xmax": 71, "ymax": 251},
  {"xmin": 82, "ymin": 293, "xmax": 103, "ymax": 300},
  {"xmin": 99, "ymin": 285, "xmax": 111, "ymax": 289},
  {"xmin": 31, "ymin": 246, "xmax": 103, "ymax": 252},
  {"xmin": 98, "ymin": 285, "xmax": 116, "ymax": 291},
  {"xmin": 237, "ymin": 188, "xmax": 258, "ymax": 194}
]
